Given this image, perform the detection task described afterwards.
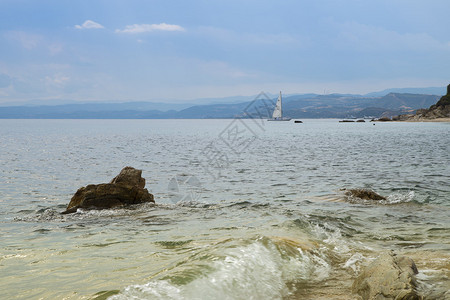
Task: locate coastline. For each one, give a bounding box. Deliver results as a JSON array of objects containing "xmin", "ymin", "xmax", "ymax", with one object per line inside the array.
[
  {"xmin": 400, "ymin": 117, "xmax": 450, "ymax": 122},
  {"xmin": 375, "ymin": 117, "xmax": 450, "ymax": 122}
]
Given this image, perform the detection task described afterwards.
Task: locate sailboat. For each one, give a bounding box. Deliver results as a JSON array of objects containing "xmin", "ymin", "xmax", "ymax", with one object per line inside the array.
[{"xmin": 268, "ymin": 91, "xmax": 291, "ymax": 121}]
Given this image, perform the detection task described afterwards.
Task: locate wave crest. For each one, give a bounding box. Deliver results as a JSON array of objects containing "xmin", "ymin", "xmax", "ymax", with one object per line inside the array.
[{"xmin": 109, "ymin": 236, "xmax": 331, "ymax": 300}]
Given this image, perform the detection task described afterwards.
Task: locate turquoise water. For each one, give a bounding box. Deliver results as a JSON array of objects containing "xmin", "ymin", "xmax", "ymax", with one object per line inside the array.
[{"xmin": 0, "ymin": 119, "xmax": 449, "ymax": 299}]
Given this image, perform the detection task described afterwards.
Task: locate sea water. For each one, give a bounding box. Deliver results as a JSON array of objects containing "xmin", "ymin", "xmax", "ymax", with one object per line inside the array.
[{"xmin": 0, "ymin": 119, "xmax": 449, "ymax": 299}]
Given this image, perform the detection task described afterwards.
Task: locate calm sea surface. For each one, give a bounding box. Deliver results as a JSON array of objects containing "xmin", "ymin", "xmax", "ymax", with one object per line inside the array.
[{"xmin": 0, "ymin": 119, "xmax": 449, "ymax": 299}]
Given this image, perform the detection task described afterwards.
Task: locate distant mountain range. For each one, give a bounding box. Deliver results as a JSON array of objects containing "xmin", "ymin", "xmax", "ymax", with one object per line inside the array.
[
  {"xmin": 0, "ymin": 88, "xmax": 445, "ymax": 119},
  {"xmin": 363, "ymin": 86, "xmax": 446, "ymax": 97}
]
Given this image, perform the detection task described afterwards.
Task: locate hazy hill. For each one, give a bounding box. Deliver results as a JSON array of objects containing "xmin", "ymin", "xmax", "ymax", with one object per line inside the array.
[
  {"xmin": 0, "ymin": 91, "xmax": 442, "ymax": 119},
  {"xmin": 367, "ymin": 93, "xmax": 440, "ymax": 111},
  {"xmin": 364, "ymin": 86, "xmax": 446, "ymax": 97}
]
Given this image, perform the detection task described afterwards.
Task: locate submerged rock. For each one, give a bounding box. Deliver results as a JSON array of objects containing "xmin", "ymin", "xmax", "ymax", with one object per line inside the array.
[
  {"xmin": 343, "ymin": 188, "xmax": 386, "ymax": 201},
  {"xmin": 352, "ymin": 252, "xmax": 420, "ymax": 300},
  {"xmin": 62, "ymin": 166, "xmax": 154, "ymax": 214}
]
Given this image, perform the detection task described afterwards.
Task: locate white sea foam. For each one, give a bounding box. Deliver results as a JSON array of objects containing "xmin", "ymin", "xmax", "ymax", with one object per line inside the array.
[
  {"xmin": 109, "ymin": 237, "xmax": 331, "ymax": 300},
  {"xmin": 343, "ymin": 253, "xmax": 365, "ymax": 273},
  {"xmin": 384, "ymin": 191, "xmax": 415, "ymax": 204},
  {"xmin": 311, "ymin": 223, "xmax": 350, "ymax": 255}
]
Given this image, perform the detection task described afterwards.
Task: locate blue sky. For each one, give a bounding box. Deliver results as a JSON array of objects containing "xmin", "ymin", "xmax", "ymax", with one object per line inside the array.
[{"xmin": 0, "ymin": 0, "xmax": 449, "ymax": 103}]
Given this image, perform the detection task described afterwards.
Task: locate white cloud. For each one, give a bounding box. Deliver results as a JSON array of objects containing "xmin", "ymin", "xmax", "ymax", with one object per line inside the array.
[
  {"xmin": 115, "ymin": 23, "xmax": 185, "ymax": 34},
  {"xmin": 75, "ymin": 20, "xmax": 104, "ymax": 30}
]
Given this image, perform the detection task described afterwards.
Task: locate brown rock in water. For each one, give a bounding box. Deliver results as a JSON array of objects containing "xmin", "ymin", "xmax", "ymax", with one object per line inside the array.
[
  {"xmin": 110, "ymin": 166, "xmax": 146, "ymax": 189},
  {"xmin": 352, "ymin": 252, "xmax": 420, "ymax": 300},
  {"xmin": 62, "ymin": 166, "xmax": 154, "ymax": 214},
  {"xmin": 344, "ymin": 188, "xmax": 386, "ymax": 201}
]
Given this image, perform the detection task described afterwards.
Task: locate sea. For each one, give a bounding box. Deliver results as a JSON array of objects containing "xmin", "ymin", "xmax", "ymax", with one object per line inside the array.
[{"xmin": 0, "ymin": 119, "xmax": 449, "ymax": 299}]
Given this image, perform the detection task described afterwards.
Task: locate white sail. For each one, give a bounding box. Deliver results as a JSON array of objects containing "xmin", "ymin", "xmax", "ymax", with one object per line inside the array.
[
  {"xmin": 272, "ymin": 91, "xmax": 282, "ymax": 119},
  {"xmin": 268, "ymin": 91, "xmax": 291, "ymax": 121}
]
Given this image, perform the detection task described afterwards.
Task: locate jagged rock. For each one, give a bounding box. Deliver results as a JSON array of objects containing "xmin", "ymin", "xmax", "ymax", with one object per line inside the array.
[
  {"xmin": 110, "ymin": 166, "xmax": 146, "ymax": 189},
  {"xmin": 343, "ymin": 188, "xmax": 386, "ymax": 201},
  {"xmin": 62, "ymin": 166, "xmax": 154, "ymax": 214},
  {"xmin": 352, "ymin": 252, "xmax": 421, "ymax": 300}
]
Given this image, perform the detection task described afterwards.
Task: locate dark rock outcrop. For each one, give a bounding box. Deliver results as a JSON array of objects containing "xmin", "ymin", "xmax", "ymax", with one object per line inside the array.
[
  {"xmin": 343, "ymin": 188, "xmax": 386, "ymax": 201},
  {"xmin": 352, "ymin": 252, "xmax": 420, "ymax": 300},
  {"xmin": 62, "ymin": 167, "xmax": 154, "ymax": 214},
  {"xmin": 374, "ymin": 117, "xmax": 392, "ymax": 122}
]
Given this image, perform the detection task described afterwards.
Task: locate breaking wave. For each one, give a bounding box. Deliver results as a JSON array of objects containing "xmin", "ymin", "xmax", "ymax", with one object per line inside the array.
[
  {"xmin": 384, "ymin": 191, "xmax": 416, "ymax": 204},
  {"xmin": 109, "ymin": 236, "xmax": 331, "ymax": 300}
]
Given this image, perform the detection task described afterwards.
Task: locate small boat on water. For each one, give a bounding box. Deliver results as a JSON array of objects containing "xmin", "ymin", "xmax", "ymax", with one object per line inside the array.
[{"xmin": 268, "ymin": 91, "xmax": 291, "ymax": 121}]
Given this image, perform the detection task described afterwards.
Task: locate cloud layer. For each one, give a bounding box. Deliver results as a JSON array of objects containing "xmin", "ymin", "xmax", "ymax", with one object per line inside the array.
[{"xmin": 115, "ymin": 23, "xmax": 185, "ymax": 34}]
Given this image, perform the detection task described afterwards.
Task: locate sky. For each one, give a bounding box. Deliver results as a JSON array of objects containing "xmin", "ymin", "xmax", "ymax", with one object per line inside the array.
[{"xmin": 0, "ymin": 0, "xmax": 449, "ymax": 104}]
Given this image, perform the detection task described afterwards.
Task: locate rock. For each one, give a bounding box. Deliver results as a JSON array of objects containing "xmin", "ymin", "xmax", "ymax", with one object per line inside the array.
[
  {"xmin": 110, "ymin": 166, "xmax": 145, "ymax": 189},
  {"xmin": 392, "ymin": 114, "xmax": 414, "ymax": 121},
  {"xmin": 62, "ymin": 166, "xmax": 154, "ymax": 214},
  {"xmin": 376, "ymin": 117, "xmax": 391, "ymax": 122},
  {"xmin": 352, "ymin": 252, "xmax": 421, "ymax": 300},
  {"xmin": 343, "ymin": 188, "xmax": 386, "ymax": 201}
]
